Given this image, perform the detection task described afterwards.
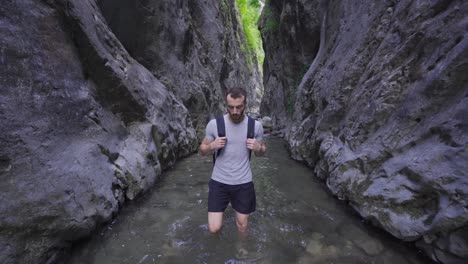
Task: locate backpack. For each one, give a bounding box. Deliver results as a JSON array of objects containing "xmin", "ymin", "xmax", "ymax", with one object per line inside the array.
[{"xmin": 213, "ymin": 115, "xmax": 255, "ymax": 163}]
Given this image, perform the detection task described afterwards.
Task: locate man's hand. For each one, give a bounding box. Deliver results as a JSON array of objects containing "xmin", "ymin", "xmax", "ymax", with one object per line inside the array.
[
  {"xmin": 246, "ymin": 139, "xmax": 266, "ymax": 156},
  {"xmin": 211, "ymin": 137, "xmax": 227, "ymax": 151},
  {"xmin": 199, "ymin": 137, "xmax": 227, "ymax": 156}
]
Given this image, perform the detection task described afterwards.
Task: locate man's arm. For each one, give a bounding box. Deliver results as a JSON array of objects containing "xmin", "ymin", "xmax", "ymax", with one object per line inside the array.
[
  {"xmin": 199, "ymin": 138, "xmax": 214, "ymax": 156},
  {"xmin": 254, "ymin": 141, "xmax": 266, "ymax": 156},
  {"xmin": 249, "ymin": 120, "xmax": 266, "ymax": 156},
  {"xmin": 199, "ymin": 137, "xmax": 227, "ymax": 156},
  {"xmin": 254, "ymin": 140, "xmax": 266, "ymax": 156}
]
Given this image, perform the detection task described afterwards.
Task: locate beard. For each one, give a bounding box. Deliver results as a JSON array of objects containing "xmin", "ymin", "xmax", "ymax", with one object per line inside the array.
[{"xmin": 229, "ymin": 109, "xmax": 244, "ymax": 123}]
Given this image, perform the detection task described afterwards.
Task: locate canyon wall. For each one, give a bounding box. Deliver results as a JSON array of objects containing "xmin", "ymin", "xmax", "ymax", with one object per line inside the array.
[
  {"xmin": 260, "ymin": 0, "xmax": 321, "ymax": 129},
  {"xmin": 97, "ymin": 0, "xmax": 263, "ymax": 138},
  {"xmin": 0, "ymin": 0, "xmax": 259, "ymax": 262},
  {"xmin": 261, "ymin": 0, "xmax": 467, "ymax": 263}
]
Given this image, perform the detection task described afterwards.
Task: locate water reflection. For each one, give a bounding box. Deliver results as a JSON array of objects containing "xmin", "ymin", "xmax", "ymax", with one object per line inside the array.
[{"xmin": 70, "ymin": 138, "xmax": 429, "ymax": 264}]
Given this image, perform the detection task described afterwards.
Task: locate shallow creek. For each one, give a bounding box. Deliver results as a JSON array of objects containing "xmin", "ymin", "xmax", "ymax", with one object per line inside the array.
[{"xmin": 70, "ymin": 138, "xmax": 430, "ymax": 264}]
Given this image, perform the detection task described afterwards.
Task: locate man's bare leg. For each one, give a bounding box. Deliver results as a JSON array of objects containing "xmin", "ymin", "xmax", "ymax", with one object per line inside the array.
[
  {"xmin": 208, "ymin": 212, "xmax": 223, "ymax": 234},
  {"xmin": 236, "ymin": 212, "xmax": 249, "ymax": 238}
]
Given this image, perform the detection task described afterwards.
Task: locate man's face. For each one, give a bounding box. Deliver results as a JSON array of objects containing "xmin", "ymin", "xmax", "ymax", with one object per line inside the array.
[{"xmin": 226, "ymin": 94, "xmax": 245, "ymax": 123}]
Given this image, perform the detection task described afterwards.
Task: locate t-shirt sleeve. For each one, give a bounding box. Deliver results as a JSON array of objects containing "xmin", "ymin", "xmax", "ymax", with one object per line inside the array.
[
  {"xmin": 205, "ymin": 119, "xmax": 217, "ymax": 141},
  {"xmin": 255, "ymin": 120, "xmax": 264, "ymax": 142}
]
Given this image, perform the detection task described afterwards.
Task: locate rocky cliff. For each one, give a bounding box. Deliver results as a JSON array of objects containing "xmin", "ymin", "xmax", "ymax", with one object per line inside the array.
[
  {"xmin": 261, "ymin": 0, "xmax": 467, "ymax": 263},
  {"xmin": 97, "ymin": 0, "xmax": 263, "ymax": 138},
  {"xmin": 260, "ymin": 0, "xmax": 321, "ymax": 129},
  {"xmin": 0, "ymin": 0, "xmax": 260, "ymax": 263}
]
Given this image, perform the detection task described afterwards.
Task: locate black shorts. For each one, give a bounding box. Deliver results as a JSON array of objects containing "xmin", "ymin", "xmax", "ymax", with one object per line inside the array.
[{"xmin": 208, "ymin": 179, "xmax": 256, "ymax": 214}]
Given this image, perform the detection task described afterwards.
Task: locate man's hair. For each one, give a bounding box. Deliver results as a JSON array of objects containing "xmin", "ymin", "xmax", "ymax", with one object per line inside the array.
[{"xmin": 225, "ymin": 87, "xmax": 247, "ymax": 104}]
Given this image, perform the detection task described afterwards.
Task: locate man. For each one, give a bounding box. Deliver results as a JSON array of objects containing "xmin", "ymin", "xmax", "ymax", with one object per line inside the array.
[{"xmin": 199, "ymin": 87, "xmax": 266, "ymax": 236}]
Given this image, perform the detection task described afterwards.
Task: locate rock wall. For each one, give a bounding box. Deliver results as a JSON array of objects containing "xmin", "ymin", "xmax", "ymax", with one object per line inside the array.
[
  {"xmin": 0, "ymin": 0, "xmax": 258, "ymax": 263},
  {"xmin": 97, "ymin": 0, "xmax": 263, "ymax": 138},
  {"xmin": 261, "ymin": 0, "xmax": 468, "ymax": 263},
  {"xmin": 259, "ymin": 0, "xmax": 321, "ymax": 129}
]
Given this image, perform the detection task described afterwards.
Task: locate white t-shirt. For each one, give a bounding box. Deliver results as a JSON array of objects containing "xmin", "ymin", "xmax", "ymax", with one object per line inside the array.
[{"xmin": 205, "ymin": 114, "xmax": 264, "ymax": 185}]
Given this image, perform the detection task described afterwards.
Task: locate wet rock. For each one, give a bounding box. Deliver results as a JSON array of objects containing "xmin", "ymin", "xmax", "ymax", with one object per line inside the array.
[
  {"xmin": 416, "ymin": 225, "xmax": 468, "ymax": 263},
  {"xmin": 261, "ymin": 0, "xmax": 468, "ymax": 262},
  {"xmin": 337, "ymin": 224, "xmax": 384, "ymax": 256},
  {"xmin": 261, "ymin": 116, "xmax": 273, "ymax": 129},
  {"xmin": 444, "ymin": 227, "xmax": 468, "ymax": 258}
]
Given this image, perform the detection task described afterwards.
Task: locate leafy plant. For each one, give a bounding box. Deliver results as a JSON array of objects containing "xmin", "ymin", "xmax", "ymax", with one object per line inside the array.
[{"xmin": 235, "ymin": 0, "xmax": 265, "ymax": 67}]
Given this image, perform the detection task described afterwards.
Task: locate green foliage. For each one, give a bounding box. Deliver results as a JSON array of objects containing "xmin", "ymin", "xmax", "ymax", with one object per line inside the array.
[{"xmin": 235, "ymin": 0, "xmax": 265, "ymax": 67}]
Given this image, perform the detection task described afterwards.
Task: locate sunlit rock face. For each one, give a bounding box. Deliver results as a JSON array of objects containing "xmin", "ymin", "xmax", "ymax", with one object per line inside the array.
[
  {"xmin": 261, "ymin": 0, "xmax": 468, "ymax": 262},
  {"xmin": 0, "ymin": 0, "xmax": 257, "ymax": 263},
  {"xmin": 97, "ymin": 0, "xmax": 263, "ymax": 138}
]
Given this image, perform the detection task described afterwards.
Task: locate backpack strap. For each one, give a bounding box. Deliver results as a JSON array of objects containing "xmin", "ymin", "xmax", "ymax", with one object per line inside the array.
[
  {"xmin": 247, "ymin": 116, "xmax": 255, "ymax": 160},
  {"xmin": 213, "ymin": 115, "xmax": 226, "ymax": 164}
]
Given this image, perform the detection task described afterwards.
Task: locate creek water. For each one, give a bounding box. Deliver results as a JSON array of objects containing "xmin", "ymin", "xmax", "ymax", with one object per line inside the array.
[{"xmin": 70, "ymin": 138, "xmax": 429, "ymax": 264}]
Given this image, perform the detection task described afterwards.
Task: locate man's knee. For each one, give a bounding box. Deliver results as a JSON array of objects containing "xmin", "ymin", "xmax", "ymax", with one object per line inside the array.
[
  {"xmin": 236, "ymin": 218, "xmax": 248, "ymax": 232},
  {"xmin": 208, "ymin": 212, "xmax": 223, "ymax": 233},
  {"xmin": 208, "ymin": 223, "xmax": 222, "ymax": 234}
]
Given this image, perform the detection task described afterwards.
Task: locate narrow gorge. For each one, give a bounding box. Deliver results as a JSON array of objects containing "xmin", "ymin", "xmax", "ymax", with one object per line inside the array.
[{"xmin": 0, "ymin": 0, "xmax": 466, "ymax": 263}]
